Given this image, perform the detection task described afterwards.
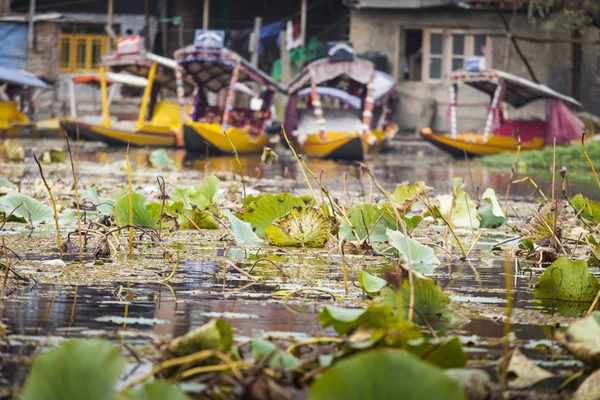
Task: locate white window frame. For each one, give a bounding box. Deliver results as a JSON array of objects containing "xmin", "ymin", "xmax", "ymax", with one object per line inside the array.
[{"xmin": 422, "ymin": 29, "xmax": 493, "ymax": 82}]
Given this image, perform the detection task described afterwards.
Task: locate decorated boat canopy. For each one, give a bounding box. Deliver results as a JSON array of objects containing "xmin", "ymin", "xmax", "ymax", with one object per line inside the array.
[
  {"xmin": 0, "ymin": 66, "xmax": 50, "ymax": 89},
  {"xmin": 451, "ymin": 69, "xmax": 582, "ymax": 109},
  {"xmin": 296, "ymin": 70, "xmax": 396, "ymax": 107},
  {"xmin": 287, "ymin": 57, "xmax": 381, "ymax": 95},
  {"xmin": 100, "ymin": 36, "xmax": 191, "ymax": 94},
  {"xmin": 174, "ymin": 43, "xmax": 285, "ymax": 93}
]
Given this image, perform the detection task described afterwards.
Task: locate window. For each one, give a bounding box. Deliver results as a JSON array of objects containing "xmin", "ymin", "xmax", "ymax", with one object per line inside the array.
[
  {"xmin": 422, "ymin": 30, "xmax": 491, "ymax": 81},
  {"xmin": 59, "ymin": 34, "xmax": 108, "ymax": 72}
]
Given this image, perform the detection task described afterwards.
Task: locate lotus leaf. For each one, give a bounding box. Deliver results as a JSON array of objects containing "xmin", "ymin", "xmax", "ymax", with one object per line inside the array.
[
  {"xmin": 4, "ymin": 139, "xmax": 24, "ymax": 162},
  {"xmin": 318, "ymin": 305, "xmax": 367, "ymax": 335},
  {"xmin": 265, "ymin": 207, "xmax": 331, "ymax": 248},
  {"xmin": 358, "ymin": 271, "xmax": 388, "ymax": 296},
  {"xmin": 390, "ymin": 181, "xmax": 431, "ymax": 211},
  {"xmin": 223, "ymin": 209, "xmax": 262, "ymax": 245},
  {"xmin": 478, "ymin": 188, "xmax": 506, "ymax": 228},
  {"xmin": 534, "ymin": 258, "xmax": 600, "ymax": 302},
  {"xmin": 556, "ymin": 311, "xmax": 600, "ymax": 365},
  {"xmin": 242, "ymin": 193, "xmax": 305, "ymax": 237},
  {"xmin": 124, "ymin": 381, "xmax": 188, "ymax": 400},
  {"xmin": 114, "ymin": 193, "xmax": 162, "ymax": 228},
  {"xmin": 0, "ymin": 192, "xmax": 54, "ymax": 224},
  {"xmin": 339, "ymin": 204, "xmax": 398, "ymax": 242},
  {"xmin": 498, "ymin": 347, "xmax": 553, "ymax": 389},
  {"xmin": 571, "ymin": 193, "xmax": 600, "ymax": 223},
  {"xmin": 168, "ymin": 201, "xmax": 218, "ymax": 230},
  {"xmin": 168, "ymin": 319, "xmax": 233, "ymax": 357},
  {"xmin": 386, "ymin": 228, "xmax": 440, "ymax": 273},
  {"xmin": 20, "ymin": 339, "xmax": 125, "ymax": 400},
  {"xmin": 251, "ymin": 337, "xmax": 302, "ymax": 371},
  {"xmin": 308, "ymin": 349, "xmax": 467, "ymax": 400},
  {"xmin": 148, "ymin": 148, "xmax": 175, "ymax": 168}
]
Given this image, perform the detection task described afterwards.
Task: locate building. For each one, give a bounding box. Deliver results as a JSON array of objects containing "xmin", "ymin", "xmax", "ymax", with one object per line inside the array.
[{"xmin": 346, "ymin": 0, "xmax": 600, "ymax": 134}]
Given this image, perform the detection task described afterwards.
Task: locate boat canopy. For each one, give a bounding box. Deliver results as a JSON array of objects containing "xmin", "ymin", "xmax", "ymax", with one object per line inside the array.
[
  {"xmin": 174, "ymin": 46, "xmax": 285, "ymax": 93},
  {"xmin": 296, "ymin": 70, "xmax": 396, "ymax": 108},
  {"xmin": 0, "ymin": 66, "xmax": 50, "ymax": 89},
  {"xmin": 100, "ymin": 51, "xmax": 191, "ymax": 94},
  {"xmin": 451, "ymin": 69, "xmax": 582, "ymax": 109},
  {"xmin": 72, "ymin": 72, "xmax": 149, "ymax": 87}
]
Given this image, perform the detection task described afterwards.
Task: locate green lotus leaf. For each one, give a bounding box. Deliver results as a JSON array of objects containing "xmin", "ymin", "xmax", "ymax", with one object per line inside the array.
[
  {"xmin": 308, "ymin": 349, "xmax": 467, "ymax": 400},
  {"xmin": 358, "ymin": 271, "xmax": 388, "ymax": 296},
  {"xmin": 556, "ymin": 311, "xmax": 600, "ymax": 366},
  {"xmin": 148, "ymin": 148, "xmax": 175, "ymax": 168},
  {"xmin": 251, "ymin": 337, "xmax": 302, "ymax": 371},
  {"xmin": 478, "ymin": 187, "xmax": 506, "ymax": 228},
  {"xmin": 386, "ymin": 228, "xmax": 440, "ymax": 273},
  {"xmin": 242, "ymin": 193, "xmax": 305, "ymax": 238},
  {"xmin": 571, "ymin": 193, "xmax": 600, "ymax": 223},
  {"xmin": 390, "ymin": 182, "xmax": 431, "ymax": 211},
  {"xmin": 223, "ymin": 209, "xmax": 262, "ymax": 246},
  {"xmin": 124, "ymin": 381, "xmax": 188, "ymax": 400},
  {"xmin": 114, "ymin": 193, "xmax": 161, "ymax": 228},
  {"xmin": 339, "ymin": 204, "xmax": 398, "ymax": 242},
  {"xmin": 168, "ymin": 201, "xmax": 218, "ymax": 230},
  {"xmin": 20, "ymin": 339, "xmax": 125, "ymax": 400},
  {"xmin": 534, "ymin": 257, "xmax": 600, "ymax": 302},
  {"xmin": 0, "ymin": 192, "xmax": 54, "ymax": 224},
  {"xmin": 318, "ymin": 305, "xmax": 367, "ymax": 335}
]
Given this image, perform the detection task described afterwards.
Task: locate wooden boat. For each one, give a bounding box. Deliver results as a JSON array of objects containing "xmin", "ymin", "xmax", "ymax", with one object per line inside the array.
[
  {"xmin": 61, "ymin": 36, "xmax": 192, "ymax": 147},
  {"xmin": 419, "ymin": 69, "xmax": 583, "ymax": 157},
  {"xmin": 0, "ymin": 66, "xmax": 51, "ymax": 138},
  {"xmin": 284, "ymin": 43, "xmax": 398, "ymax": 160},
  {"xmin": 174, "ymin": 30, "xmax": 285, "ymax": 155}
]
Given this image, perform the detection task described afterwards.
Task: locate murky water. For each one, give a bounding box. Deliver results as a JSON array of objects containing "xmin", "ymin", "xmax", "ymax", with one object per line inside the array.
[{"xmin": 0, "ymin": 140, "xmax": 596, "ymax": 395}]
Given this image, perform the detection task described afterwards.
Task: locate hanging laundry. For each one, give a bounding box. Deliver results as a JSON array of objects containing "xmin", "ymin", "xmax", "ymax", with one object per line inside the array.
[
  {"xmin": 258, "ymin": 21, "xmax": 285, "ymax": 55},
  {"xmin": 286, "ymin": 19, "xmax": 302, "ymax": 51}
]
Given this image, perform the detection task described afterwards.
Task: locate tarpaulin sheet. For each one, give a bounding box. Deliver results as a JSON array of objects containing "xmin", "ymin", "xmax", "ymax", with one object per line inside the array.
[{"xmin": 0, "ymin": 24, "xmax": 27, "ymax": 70}]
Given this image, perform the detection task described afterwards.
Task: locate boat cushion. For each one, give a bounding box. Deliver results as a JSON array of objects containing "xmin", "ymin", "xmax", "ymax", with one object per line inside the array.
[
  {"xmin": 197, "ymin": 106, "xmax": 270, "ymax": 136},
  {"xmin": 294, "ymin": 108, "xmax": 363, "ymax": 144},
  {"xmin": 495, "ymin": 120, "xmax": 546, "ymax": 143}
]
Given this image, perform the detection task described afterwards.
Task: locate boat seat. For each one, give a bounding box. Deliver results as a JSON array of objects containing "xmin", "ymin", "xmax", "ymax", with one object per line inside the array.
[
  {"xmin": 150, "ymin": 101, "xmax": 188, "ymax": 127},
  {"xmin": 0, "ymin": 101, "xmax": 29, "ymax": 128},
  {"xmin": 197, "ymin": 106, "xmax": 270, "ymax": 135},
  {"xmin": 295, "ymin": 108, "xmax": 363, "ymax": 136},
  {"xmin": 495, "ymin": 120, "xmax": 546, "ymax": 142}
]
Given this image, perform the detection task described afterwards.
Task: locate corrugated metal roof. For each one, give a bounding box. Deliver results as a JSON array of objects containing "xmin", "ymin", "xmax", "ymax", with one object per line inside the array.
[{"xmin": 0, "ymin": 12, "xmax": 99, "ymax": 24}]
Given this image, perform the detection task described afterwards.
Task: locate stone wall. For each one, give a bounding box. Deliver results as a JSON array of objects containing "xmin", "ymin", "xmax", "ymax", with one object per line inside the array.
[{"xmin": 349, "ymin": 7, "xmax": 599, "ymax": 133}]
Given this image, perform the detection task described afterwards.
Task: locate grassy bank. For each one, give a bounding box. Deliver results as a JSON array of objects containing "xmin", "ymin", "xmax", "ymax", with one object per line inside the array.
[{"xmin": 478, "ymin": 139, "xmax": 600, "ymax": 171}]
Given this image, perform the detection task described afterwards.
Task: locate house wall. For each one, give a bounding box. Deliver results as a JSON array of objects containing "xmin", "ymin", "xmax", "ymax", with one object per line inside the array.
[
  {"xmin": 28, "ymin": 21, "xmax": 60, "ymax": 81},
  {"xmin": 349, "ymin": 7, "xmax": 598, "ymax": 134}
]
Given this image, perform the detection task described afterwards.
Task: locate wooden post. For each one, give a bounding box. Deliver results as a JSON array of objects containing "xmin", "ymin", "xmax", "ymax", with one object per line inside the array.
[
  {"xmin": 279, "ymin": 30, "xmax": 291, "ymax": 85},
  {"xmin": 161, "ymin": 0, "xmax": 167, "ymax": 55},
  {"xmin": 300, "ymin": 0, "xmax": 307, "ymax": 47},
  {"xmin": 28, "ymin": 0, "xmax": 35, "ymax": 49},
  {"xmin": 502, "ymin": 32, "xmax": 512, "ymax": 71},
  {"xmin": 0, "ymin": 0, "xmax": 10, "ymax": 15},
  {"xmin": 144, "ymin": 0, "xmax": 150, "ymax": 50},
  {"xmin": 393, "ymin": 27, "xmax": 404, "ymax": 82},
  {"xmin": 203, "ymin": 0, "xmax": 210, "ymax": 30},
  {"xmin": 250, "ymin": 16, "xmax": 263, "ymax": 67},
  {"xmin": 179, "ymin": 16, "xmax": 184, "ymax": 48},
  {"xmin": 106, "ymin": 0, "xmax": 115, "ymax": 47}
]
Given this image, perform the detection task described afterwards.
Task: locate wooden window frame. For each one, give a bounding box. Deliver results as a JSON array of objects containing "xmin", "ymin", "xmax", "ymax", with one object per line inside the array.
[
  {"xmin": 59, "ymin": 34, "xmax": 108, "ymax": 73},
  {"xmin": 422, "ymin": 29, "xmax": 493, "ymax": 82}
]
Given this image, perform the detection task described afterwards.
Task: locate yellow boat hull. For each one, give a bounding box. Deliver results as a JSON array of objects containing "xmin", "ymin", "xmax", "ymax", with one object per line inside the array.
[
  {"xmin": 61, "ymin": 119, "xmax": 181, "ymax": 147},
  {"xmin": 183, "ymin": 123, "xmax": 268, "ymax": 154},
  {"xmin": 419, "ymin": 129, "xmax": 545, "ymax": 157},
  {"xmin": 290, "ymin": 127, "xmax": 396, "ymax": 160}
]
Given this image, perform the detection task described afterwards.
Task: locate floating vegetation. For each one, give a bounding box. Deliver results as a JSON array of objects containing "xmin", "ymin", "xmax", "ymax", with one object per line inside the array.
[{"xmin": 0, "ymin": 140, "xmax": 599, "ymax": 399}]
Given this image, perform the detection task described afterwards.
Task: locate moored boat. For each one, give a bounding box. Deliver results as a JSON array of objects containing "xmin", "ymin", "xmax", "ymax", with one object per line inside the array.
[
  {"xmin": 174, "ymin": 30, "xmax": 286, "ymax": 155},
  {"xmin": 419, "ymin": 69, "xmax": 583, "ymax": 157},
  {"xmin": 284, "ymin": 42, "xmax": 398, "ymax": 160},
  {"xmin": 61, "ymin": 35, "xmax": 191, "ymax": 147},
  {"xmin": 0, "ymin": 66, "xmax": 51, "ymax": 138}
]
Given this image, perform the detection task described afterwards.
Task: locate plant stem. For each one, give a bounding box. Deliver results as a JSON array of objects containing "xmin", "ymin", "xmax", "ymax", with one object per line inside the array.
[
  {"xmin": 281, "ymin": 125, "xmax": 319, "ymax": 205},
  {"xmin": 581, "ymin": 129, "xmax": 600, "ymax": 189},
  {"xmin": 223, "ymin": 130, "xmax": 246, "ymax": 203},
  {"xmin": 125, "ymin": 143, "xmax": 133, "ymax": 260},
  {"xmin": 503, "ymin": 130, "xmax": 522, "ymax": 214},
  {"xmin": 64, "ymin": 130, "xmax": 83, "ymax": 260},
  {"xmin": 34, "ymin": 154, "xmax": 62, "ymax": 259}
]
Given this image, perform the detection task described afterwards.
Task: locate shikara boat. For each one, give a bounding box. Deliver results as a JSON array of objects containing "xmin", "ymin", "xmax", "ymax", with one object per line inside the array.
[
  {"xmin": 0, "ymin": 66, "xmax": 51, "ymax": 138},
  {"xmin": 419, "ymin": 69, "xmax": 583, "ymax": 157},
  {"xmin": 61, "ymin": 35, "xmax": 191, "ymax": 147},
  {"xmin": 284, "ymin": 43, "xmax": 398, "ymax": 160},
  {"xmin": 174, "ymin": 30, "xmax": 285, "ymax": 155}
]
